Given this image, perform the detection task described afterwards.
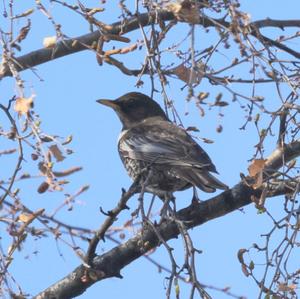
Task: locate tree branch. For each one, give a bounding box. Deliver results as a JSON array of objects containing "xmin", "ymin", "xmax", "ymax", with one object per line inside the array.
[
  {"xmin": 34, "ymin": 139, "xmax": 300, "ymax": 299},
  {"xmin": 251, "ymin": 19, "xmax": 300, "ymax": 29},
  {"xmin": 1, "ymin": 11, "xmax": 300, "ymax": 79},
  {"xmin": 33, "ymin": 183, "xmax": 258, "ymax": 299}
]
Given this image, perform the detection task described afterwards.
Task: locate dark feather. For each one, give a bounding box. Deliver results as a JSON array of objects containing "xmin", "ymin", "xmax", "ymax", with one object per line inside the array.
[
  {"xmin": 119, "ymin": 117, "xmax": 228, "ymax": 192},
  {"xmin": 119, "ymin": 117, "xmax": 217, "ymax": 172}
]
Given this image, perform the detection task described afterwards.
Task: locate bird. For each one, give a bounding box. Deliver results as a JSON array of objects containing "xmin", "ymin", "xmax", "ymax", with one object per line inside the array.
[{"xmin": 97, "ymin": 92, "xmax": 228, "ymax": 200}]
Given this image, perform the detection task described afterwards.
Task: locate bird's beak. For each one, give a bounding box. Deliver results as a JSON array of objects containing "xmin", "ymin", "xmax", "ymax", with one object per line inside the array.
[{"xmin": 96, "ymin": 99, "xmax": 119, "ymax": 110}]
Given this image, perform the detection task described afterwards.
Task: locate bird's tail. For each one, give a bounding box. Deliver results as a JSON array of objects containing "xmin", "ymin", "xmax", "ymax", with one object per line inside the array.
[{"xmin": 178, "ymin": 168, "xmax": 228, "ymax": 193}]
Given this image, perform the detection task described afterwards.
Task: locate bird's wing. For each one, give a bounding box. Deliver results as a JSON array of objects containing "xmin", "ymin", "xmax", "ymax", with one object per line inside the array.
[{"xmin": 118, "ymin": 119, "xmax": 217, "ymax": 172}]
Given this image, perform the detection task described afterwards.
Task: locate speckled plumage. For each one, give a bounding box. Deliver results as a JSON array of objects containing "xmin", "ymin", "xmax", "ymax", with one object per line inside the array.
[{"xmin": 98, "ymin": 92, "xmax": 228, "ymax": 199}]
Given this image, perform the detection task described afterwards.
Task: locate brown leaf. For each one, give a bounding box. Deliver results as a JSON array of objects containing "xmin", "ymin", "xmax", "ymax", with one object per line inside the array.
[
  {"xmin": 14, "ymin": 97, "xmax": 34, "ymax": 115},
  {"xmin": 15, "ymin": 19, "xmax": 31, "ymax": 43},
  {"xmin": 49, "ymin": 144, "xmax": 65, "ymax": 162},
  {"xmin": 172, "ymin": 65, "xmax": 192, "ymax": 83},
  {"xmin": 248, "ymin": 159, "xmax": 266, "ymax": 177},
  {"xmin": 31, "ymin": 153, "xmax": 39, "ymax": 160},
  {"xmin": 37, "ymin": 181, "xmax": 49, "ymax": 194},
  {"xmin": 172, "ymin": 64, "xmax": 202, "ymax": 84},
  {"xmin": 237, "ymin": 248, "xmax": 248, "ymax": 264},
  {"xmin": 248, "ymin": 159, "xmax": 266, "ymax": 189},
  {"xmin": 216, "ymin": 125, "xmax": 223, "ymax": 133},
  {"xmin": 241, "ymin": 264, "xmax": 250, "ymax": 277}
]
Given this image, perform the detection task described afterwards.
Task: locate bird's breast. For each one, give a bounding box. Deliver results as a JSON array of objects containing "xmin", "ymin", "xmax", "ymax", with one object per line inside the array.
[{"xmin": 117, "ymin": 129, "xmax": 129, "ymax": 144}]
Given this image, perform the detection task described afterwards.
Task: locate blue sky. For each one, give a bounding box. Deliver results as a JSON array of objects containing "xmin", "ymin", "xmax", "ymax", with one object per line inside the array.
[{"xmin": 1, "ymin": 1, "xmax": 300, "ymax": 298}]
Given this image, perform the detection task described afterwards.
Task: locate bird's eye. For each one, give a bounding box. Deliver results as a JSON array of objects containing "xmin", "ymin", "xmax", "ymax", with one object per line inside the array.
[{"xmin": 127, "ymin": 99, "xmax": 135, "ymax": 106}]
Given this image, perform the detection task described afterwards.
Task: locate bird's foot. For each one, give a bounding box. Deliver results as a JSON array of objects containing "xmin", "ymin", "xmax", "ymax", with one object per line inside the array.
[{"xmin": 191, "ymin": 186, "xmax": 201, "ymax": 203}]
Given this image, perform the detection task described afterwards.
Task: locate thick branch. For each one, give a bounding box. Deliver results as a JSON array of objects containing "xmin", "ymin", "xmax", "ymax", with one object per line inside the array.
[
  {"xmin": 34, "ymin": 139, "xmax": 300, "ymax": 299},
  {"xmin": 1, "ymin": 12, "xmax": 300, "ymax": 78},
  {"xmin": 34, "ymin": 183, "xmax": 258, "ymax": 299},
  {"xmin": 265, "ymin": 139, "xmax": 300, "ymax": 171},
  {"xmin": 0, "ymin": 11, "xmax": 174, "ymax": 78}
]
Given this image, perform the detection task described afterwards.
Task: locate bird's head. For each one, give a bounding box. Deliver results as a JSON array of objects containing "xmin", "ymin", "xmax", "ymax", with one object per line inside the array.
[{"xmin": 97, "ymin": 92, "xmax": 168, "ymax": 129}]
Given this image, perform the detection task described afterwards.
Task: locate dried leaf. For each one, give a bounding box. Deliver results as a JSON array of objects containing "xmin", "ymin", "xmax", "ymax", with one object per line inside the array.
[
  {"xmin": 31, "ymin": 153, "xmax": 39, "ymax": 160},
  {"xmin": 15, "ymin": 19, "xmax": 31, "ymax": 43},
  {"xmin": 49, "ymin": 144, "xmax": 65, "ymax": 162},
  {"xmin": 37, "ymin": 181, "xmax": 49, "ymax": 194},
  {"xmin": 248, "ymin": 159, "xmax": 266, "ymax": 189},
  {"xmin": 14, "ymin": 97, "xmax": 34, "ymax": 115},
  {"xmin": 237, "ymin": 248, "xmax": 248, "ymax": 264},
  {"xmin": 248, "ymin": 159, "xmax": 266, "ymax": 177},
  {"xmin": 172, "ymin": 65, "xmax": 192, "ymax": 83},
  {"xmin": 216, "ymin": 125, "xmax": 223, "ymax": 133},
  {"xmin": 241, "ymin": 264, "xmax": 250, "ymax": 277},
  {"xmin": 43, "ymin": 36, "xmax": 57, "ymax": 48},
  {"xmin": 266, "ymin": 71, "xmax": 276, "ymax": 79},
  {"xmin": 173, "ymin": 63, "xmax": 204, "ymax": 84}
]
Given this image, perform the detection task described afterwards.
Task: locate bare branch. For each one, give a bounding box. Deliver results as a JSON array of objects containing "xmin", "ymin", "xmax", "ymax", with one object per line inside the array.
[
  {"xmin": 1, "ymin": 11, "xmax": 300, "ymax": 78},
  {"xmin": 33, "ymin": 138, "xmax": 300, "ymax": 299}
]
